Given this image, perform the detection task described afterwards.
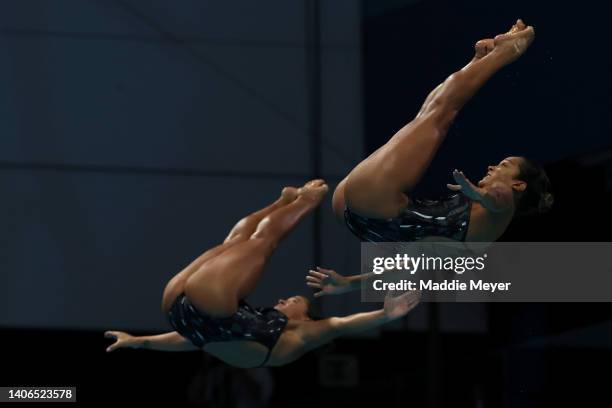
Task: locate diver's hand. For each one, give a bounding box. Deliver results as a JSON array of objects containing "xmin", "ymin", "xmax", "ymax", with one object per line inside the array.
[
  {"xmin": 306, "ymin": 266, "xmax": 351, "ymax": 298},
  {"xmin": 383, "ymin": 290, "xmax": 421, "ymax": 320},
  {"xmin": 447, "ymin": 169, "xmax": 483, "ymax": 200},
  {"xmin": 104, "ymin": 331, "xmax": 142, "ymax": 352}
]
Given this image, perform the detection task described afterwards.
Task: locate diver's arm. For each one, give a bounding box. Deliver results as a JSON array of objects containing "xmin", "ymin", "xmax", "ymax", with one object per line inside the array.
[
  {"xmin": 447, "ymin": 170, "xmax": 513, "ymax": 212},
  {"xmin": 306, "ymin": 266, "xmax": 404, "ymax": 297},
  {"xmin": 296, "ymin": 311, "xmax": 389, "ymax": 352},
  {"xmin": 344, "ymin": 272, "xmax": 379, "ymax": 290},
  {"xmin": 104, "ymin": 330, "xmax": 200, "ymax": 352},
  {"xmin": 477, "ymin": 182, "xmax": 514, "ymax": 212},
  {"xmin": 306, "ymin": 267, "xmax": 382, "ymax": 296},
  {"xmin": 139, "ymin": 332, "xmax": 200, "ymax": 351},
  {"xmin": 298, "ymin": 290, "xmax": 421, "ymax": 351}
]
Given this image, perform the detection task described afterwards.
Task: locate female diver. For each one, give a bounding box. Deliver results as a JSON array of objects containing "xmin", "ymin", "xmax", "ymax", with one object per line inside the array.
[
  {"xmin": 105, "ymin": 180, "xmax": 421, "ymax": 368},
  {"xmin": 332, "ymin": 20, "xmax": 553, "ymax": 243}
]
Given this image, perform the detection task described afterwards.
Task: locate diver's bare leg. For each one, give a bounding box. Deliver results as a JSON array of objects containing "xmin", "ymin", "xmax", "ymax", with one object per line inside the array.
[
  {"xmin": 341, "ymin": 20, "xmax": 534, "ymax": 219},
  {"xmin": 177, "ymin": 187, "xmax": 299, "ymax": 276},
  {"xmin": 183, "ymin": 182, "xmax": 328, "ymax": 317},
  {"xmin": 224, "ymin": 186, "xmax": 299, "ymax": 242},
  {"xmin": 162, "ymin": 185, "xmax": 299, "ymax": 312}
]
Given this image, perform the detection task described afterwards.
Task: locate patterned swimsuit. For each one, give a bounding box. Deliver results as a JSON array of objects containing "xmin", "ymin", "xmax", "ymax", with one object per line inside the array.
[
  {"xmin": 344, "ymin": 193, "xmax": 472, "ymax": 242},
  {"xmin": 168, "ymin": 293, "xmax": 288, "ymax": 367}
]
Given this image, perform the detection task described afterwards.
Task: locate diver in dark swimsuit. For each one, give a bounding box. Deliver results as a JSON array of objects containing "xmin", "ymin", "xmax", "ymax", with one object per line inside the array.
[
  {"xmin": 332, "ymin": 20, "xmax": 553, "ymax": 243},
  {"xmin": 105, "ymin": 180, "xmax": 421, "ymax": 368}
]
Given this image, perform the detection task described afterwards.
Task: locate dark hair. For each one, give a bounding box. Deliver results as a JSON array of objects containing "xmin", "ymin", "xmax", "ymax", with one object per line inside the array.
[
  {"xmin": 301, "ymin": 296, "xmax": 321, "ymax": 321},
  {"xmin": 515, "ymin": 157, "xmax": 554, "ymax": 217}
]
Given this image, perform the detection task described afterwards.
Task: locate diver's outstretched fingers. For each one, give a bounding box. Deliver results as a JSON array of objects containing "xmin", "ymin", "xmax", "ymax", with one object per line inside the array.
[
  {"xmin": 104, "ymin": 330, "xmax": 141, "ymax": 352},
  {"xmin": 383, "ymin": 290, "xmax": 422, "ymax": 320},
  {"xmin": 306, "ymin": 267, "xmax": 351, "ymax": 297},
  {"xmin": 308, "ymin": 270, "xmax": 329, "ymax": 280},
  {"xmin": 306, "ymin": 275, "xmax": 323, "ymax": 284}
]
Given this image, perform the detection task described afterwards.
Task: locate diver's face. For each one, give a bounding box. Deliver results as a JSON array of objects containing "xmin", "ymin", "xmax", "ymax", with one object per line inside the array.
[
  {"xmin": 478, "ymin": 156, "xmax": 523, "ymax": 188},
  {"xmin": 274, "ymin": 295, "xmax": 310, "ymax": 320}
]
